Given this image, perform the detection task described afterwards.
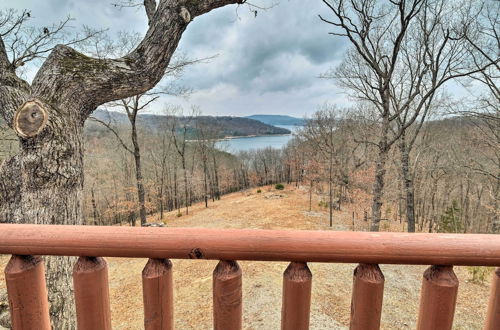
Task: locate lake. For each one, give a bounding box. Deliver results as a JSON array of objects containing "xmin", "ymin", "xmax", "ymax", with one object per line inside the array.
[{"xmin": 216, "ymin": 125, "xmax": 301, "ymax": 153}]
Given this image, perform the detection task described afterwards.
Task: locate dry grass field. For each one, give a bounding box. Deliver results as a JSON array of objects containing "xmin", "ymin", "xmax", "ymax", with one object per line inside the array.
[{"xmin": 0, "ymin": 184, "xmax": 495, "ymax": 329}]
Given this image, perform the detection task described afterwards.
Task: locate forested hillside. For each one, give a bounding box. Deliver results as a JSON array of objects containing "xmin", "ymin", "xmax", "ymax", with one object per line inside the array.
[
  {"xmin": 245, "ymin": 114, "xmax": 305, "ymax": 126},
  {"xmin": 92, "ymin": 110, "xmax": 291, "ymax": 138},
  {"xmin": 4, "ymin": 112, "xmax": 495, "ymax": 233}
]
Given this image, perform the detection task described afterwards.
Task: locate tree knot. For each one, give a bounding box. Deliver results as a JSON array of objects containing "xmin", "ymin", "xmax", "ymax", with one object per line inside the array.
[
  {"xmin": 13, "ymin": 99, "xmax": 49, "ymax": 138},
  {"xmin": 180, "ymin": 7, "xmax": 191, "ymax": 23}
]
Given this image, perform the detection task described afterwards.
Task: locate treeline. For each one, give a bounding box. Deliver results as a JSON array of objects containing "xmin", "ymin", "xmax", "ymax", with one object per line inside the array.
[
  {"xmin": 3, "ymin": 110, "xmax": 497, "ymax": 234},
  {"xmin": 287, "ymin": 111, "xmax": 498, "ymax": 234}
]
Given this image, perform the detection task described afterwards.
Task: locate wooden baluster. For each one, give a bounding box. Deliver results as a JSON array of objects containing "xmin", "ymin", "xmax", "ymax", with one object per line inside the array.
[
  {"xmin": 417, "ymin": 265, "xmax": 458, "ymax": 330},
  {"xmin": 4, "ymin": 255, "xmax": 51, "ymax": 330},
  {"xmin": 281, "ymin": 262, "xmax": 312, "ymax": 330},
  {"xmin": 73, "ymin": 257, "xmax": 111, "ymax": 330},
  {"xmin": 213, "ymin": 260, "xmax": 242, "ymax": 330},
  {"xmin": 350, "ymin": 264, "xmax": 384, "ymax": 330},
  {"xmin": 485, "ymin": 267, "xmax": 500, "ymax": 330},
  {"xmin": 142, "ymin": 258, "xmax": 174, "ymax": 330}
]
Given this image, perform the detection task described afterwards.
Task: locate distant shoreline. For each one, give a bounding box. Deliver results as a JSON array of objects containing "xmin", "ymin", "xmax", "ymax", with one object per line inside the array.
[
  {"xmin": 187, "ymin": 132, "xmax": 293, "ymax": 143},
  {"xmin": 223, "ymin": 132, "xmax": 293, "ymax": 140}
]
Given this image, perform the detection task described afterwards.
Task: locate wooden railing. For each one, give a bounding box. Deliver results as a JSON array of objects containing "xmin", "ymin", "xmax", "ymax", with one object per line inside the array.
[{"xmin": 0, "ymin": 224, "xmax": 499, "ymax": 329}]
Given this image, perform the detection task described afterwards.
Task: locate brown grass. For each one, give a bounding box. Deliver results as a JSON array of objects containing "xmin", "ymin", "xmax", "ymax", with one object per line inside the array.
[{"xmin": 0, "ymin": 184, "xmax": 493, "ymax": 329}]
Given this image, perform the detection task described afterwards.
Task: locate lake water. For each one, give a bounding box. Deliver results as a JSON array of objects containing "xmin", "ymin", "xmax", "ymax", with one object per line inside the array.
[{"xmin": 216, "ymin": 125, "xmax": 301, "ymax": 153}]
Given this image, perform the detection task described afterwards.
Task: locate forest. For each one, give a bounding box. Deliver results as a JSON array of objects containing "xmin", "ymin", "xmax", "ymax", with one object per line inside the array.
[{"xmin": 2, "ymin": 104, "xmax": 496, "ymax": 234}]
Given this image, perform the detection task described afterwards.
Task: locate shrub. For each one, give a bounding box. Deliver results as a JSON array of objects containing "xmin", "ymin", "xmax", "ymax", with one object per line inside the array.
[
  {"xmin": 257, "ymin": 189, "xmax": 262, "ymax": 193},
  {"xmin": 380, "ymin": 221, "xmax": 391, "ymax": 232},
  {"xmin": 176, "ymin": 213, "xmax": 182, "ymax": 218},
  {"xmin": 467, "ymin": 266, "xmax": 494, "ymax": 284},
  {"xmin": 439, "ymin": 200, "xmax": 463, "ymax": 233},
  {"xmin": 275, "ymin": 183, "xmax": 285, "ymax": 190}
]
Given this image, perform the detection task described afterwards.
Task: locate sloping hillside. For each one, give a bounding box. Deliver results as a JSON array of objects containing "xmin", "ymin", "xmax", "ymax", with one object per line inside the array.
[
  {"xmin": 245, "ymin": 114, "xmax": 305, "ymax": 126},
  {"xmin": 90, "ymin": 110, "xmax": 291, "ymax": 138}
]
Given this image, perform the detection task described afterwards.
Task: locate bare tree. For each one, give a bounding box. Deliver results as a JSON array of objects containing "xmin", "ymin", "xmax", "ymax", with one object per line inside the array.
[
  {"xmin": 148, "ymin": 124, "xmax": 173, "ymax": 220},
  {"xmin": 92, "ymin": 57, "xmax": 192, "ymax": 226},
  {"xmin": 166, "ymin": 106, "xmax": 197, "ymax": 215},
  {"xmin": 298, "ymin": 106, "xmax": 344, "ymax": 227},
  {"xmin": 456, "ymin": 1, "xmax": 499, "ymax": 231},
  {"xmin": 0, "ymin": 1, "xmax": 245, "ymax": 326},
  {"xmin": 320, "ymin": 0, "xmax": 492, "ymax": 231},
  {"xmin": 195, "ymin": 117, "xmax": 224, "ymax": 207}
]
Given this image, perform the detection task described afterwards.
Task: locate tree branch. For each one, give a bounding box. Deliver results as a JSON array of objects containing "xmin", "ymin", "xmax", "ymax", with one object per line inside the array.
[
  {"xmin": 30, "ymin": 0, "xmax": 243, "ymax": 121},
  {"xmin": 144, "ymin": 0, "xmax": 157, "ymax": 25},
  {"xmin": 88, "ymin": 116, "xmax": 134, "ymax": 154}
]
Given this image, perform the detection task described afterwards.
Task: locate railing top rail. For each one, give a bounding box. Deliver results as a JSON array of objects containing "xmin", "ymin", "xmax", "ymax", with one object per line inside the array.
[{"xmin": 0, "ymin": 224, "xmax": 499, "ymax": 266}]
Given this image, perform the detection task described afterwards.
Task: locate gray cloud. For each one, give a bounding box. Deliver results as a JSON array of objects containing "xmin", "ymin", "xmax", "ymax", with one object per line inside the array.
[
  {"xmin": 2, "ymin": 0, "xmax": 350, "ymax": 117},
  {"xmin": 178, "ymin": 1, "xmax": 347, "ymax": 92}
]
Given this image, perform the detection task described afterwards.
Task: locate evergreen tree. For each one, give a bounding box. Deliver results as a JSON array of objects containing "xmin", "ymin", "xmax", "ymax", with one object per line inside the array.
[{"xmin": 439, "ymin": 201, "xmax": 463, "ymax": 233}]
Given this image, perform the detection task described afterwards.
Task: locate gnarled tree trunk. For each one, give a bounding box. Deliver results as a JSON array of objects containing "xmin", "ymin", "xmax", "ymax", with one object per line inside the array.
[{"xmin": 0, "ymin": 99, "xmax": 84, "ymax": 328}]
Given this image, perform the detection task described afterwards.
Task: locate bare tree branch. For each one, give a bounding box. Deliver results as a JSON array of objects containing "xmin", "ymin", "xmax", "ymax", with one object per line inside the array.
[{"xmin": 88, "ymin": 115, "xmax": 134, "ymax": 154}]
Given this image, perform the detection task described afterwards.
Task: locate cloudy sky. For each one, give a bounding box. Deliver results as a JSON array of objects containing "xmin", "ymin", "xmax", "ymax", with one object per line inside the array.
[{"xmin": 3, "ymin": 0, "xmax": 352, "ymax": 117}]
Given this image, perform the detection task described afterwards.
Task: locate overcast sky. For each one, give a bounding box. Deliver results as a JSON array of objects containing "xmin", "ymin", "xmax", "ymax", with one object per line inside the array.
[{"xmin": 3, "ymin": 0, "xmax": 353, "ymax": 117}]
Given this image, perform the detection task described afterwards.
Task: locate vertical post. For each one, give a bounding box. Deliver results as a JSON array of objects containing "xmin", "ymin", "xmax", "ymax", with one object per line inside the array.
[
  {"xmin": 485, "ymin": 267, "xmax": 500, "ymax": 330},
  {"xmin": 417, "ymin": 265, "xmax": 458, "ymax": 330},
  {"xmin": 213, "ymin": 260, "xmax": 242, "ymax": 330},
  {"xmin": 73, "ymin": 257, "xmax": 111, "ymax": 330},
  {"xmin": 281, "ymin": 262, "xmax": 312, "ymax": 330},
  {"xmin": 350, "ymin": 264, "xmax": 384, "ymax": 330},
  {"xmin": 4, "ymin": 255, "xmax": 51, "ymax": 330},
  {"xmin": 142, "ymin": 258, "xmax": 174, "ymax": 330}
]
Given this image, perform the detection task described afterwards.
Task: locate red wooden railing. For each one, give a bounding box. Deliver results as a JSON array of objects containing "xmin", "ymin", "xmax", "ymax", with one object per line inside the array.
[{"xmin": 0, "ymin": 224, "xmax": 499, "ymax": 329}]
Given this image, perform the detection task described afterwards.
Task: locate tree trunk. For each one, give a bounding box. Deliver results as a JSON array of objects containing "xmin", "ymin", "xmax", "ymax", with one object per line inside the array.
[
  {"xmin": 399, "ymin": 138, "xmax": 416, "ymax": 232},
  {"xmin": 309, "ymin": 180, "xmax": 313, "ymax": 212},
  {"xmin": 370, "ymin": 104, "xmax": 391, "ymax": 232},
  {"xmin": 174, "ymin": 164, "xmax": 179, "ymax": 213},
  {"xmin": 181, "ymin": 157, "xmax": 189, "ymax": 215},
  {"xmin": 158, "ymin": 186, "xmax": 164, "ymax": 220},
  {"xmin": 371, "ymin": 145, "xmax": 389, "ymax": 232},
  {"xmin": 212, "ymin": 154, "xmax": 221, "ymax": 200},
  {"xmin": 0, "ymin": 111, "xmax": 84, "ymax": 329},
  {"xmin": 328, "ymin": 152, "xmax": 333, "ymax": 227},
  {"xmin": 492, "ymin": 176, "xmax": 500, "ymax": 232},
  {"xmin": 91, "ymin": 186, "xmax": 100, "ymax": 225},
  {"xmin": 203, "ymin": 157, "xmax": 209, "ymax": 208},
  {"xmin": 131, "ymin": 121, "xmax": 147, "ymax": 226}
]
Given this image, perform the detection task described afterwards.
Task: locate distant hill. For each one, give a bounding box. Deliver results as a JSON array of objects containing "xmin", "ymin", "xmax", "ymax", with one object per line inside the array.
[
  {"xmin": 245, "ymin": 115, "xmax": 305, "ymax": 126},
  {"xmin": 90, "ymin": 110, "xmax": 291, "ymax": 138}
]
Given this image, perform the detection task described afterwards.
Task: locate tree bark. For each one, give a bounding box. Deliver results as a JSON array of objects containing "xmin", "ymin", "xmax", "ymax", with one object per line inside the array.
[
  {"xmin": 91, "ymin": 186, "xmax": 100, "ymax": 225},
  {"xmin": 328, "ymin": 151, "xmax": 333, "ymax": 227},
  {"xmin": 212, "ymin": 153, "xmax": 221, "ymax": 200},
  {"xmin": 399, "ymin": 136, "xmax": 416, "ymax": 232},
  {"xmin": 181, "ymin": 156, "xmax": 189, "ymax": 215},
  {"xmin": 370, "ymin": 118, "xmax": 390, "ymax": 232},
  {"xmin": 133, "ymin": 133, "xmax": 147, "ymax": 226},
  {"xmin": 128, "ymin": 110, "xmax": 147, "ymax": 226},
  {"xmin": 0, "ymin": 105, "xmax": 84, "ymax": 328}
]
